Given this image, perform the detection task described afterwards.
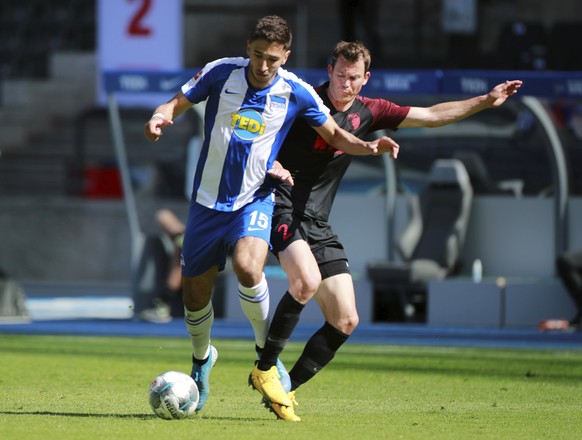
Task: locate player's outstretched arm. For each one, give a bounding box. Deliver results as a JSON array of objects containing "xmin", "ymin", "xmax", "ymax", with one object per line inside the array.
[
  {"xmin": 399, "ymin": 79, "xmax": 523, "ymax": 129},
  {"xmin": 312, "ymin": 117, "xmax": 401, "ymax": 156},
  {"xmin": 144, "ymin": 91, "xmax": 192, "ymax": 142},
  {"xmin": 488, "ymin": 79, "xmax": 523, "ymax": 107}
]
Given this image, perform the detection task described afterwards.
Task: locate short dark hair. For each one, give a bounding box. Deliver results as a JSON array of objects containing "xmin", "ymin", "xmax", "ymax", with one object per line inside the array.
[
  {"xmin": 331, "ymin": 41, "xmax": 371, "ymax": 72},
  {"xmin": 250, "ymin": 15, "xmax": 293, "ymax": 49}
]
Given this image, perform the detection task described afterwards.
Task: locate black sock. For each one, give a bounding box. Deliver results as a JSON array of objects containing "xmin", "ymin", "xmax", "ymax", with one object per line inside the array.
[
  {"xmin": 257, "ymin": 292, "xmax": 304, "ymax": 371},
  {"xmin": 289, "ymin": 321, "xmax": 349, "ymax": 391}
]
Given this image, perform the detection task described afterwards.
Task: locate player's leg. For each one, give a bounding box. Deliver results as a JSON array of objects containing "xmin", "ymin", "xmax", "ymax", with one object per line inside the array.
[
  {"xmin": 234, "ymin": 244, "xmax": 292, "ymax": 392},
  {"xmin": 315, "ymin": 271, "xmax": 359, "ymax": 335},
  {"xmin": 262, "ymin": 238, "xmax": 322, "ymax": 364},
  {"xmin": 233, "ymin": 234, "xmax": 296, "ymax": 389},
  {"xmin": 287, "ymin": 269, "xmax": 356, "ymax": 391},
  {"xmin": 183, "ymin": 269, "xmax": 219, "ymax": 411},
  {"xmin": 251, "ymin": 239, "xmax": 321, "ymax": 407},
  {"xmin": 233, "ymin": 235, "xmax": 271, "ymax": 352},
  {"xmin": 285, "ymin": 219, "xmax": 355, "ymax": 391},
  {"xmin": 183, "ymin": 268, "xmax": 219, "ymax": 357},
  {"xmin": 181, "ymin": 203, "xmax": 229, "ymax": 411},
  {"xmin": 229, "ymin": 197, "xmax": 290, "ymax": 389}
]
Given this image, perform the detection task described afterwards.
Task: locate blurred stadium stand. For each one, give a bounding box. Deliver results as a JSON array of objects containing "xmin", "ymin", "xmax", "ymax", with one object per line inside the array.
[{"xmin": 1, "ymin": 0, "xmax": 582, "ymax": 325}]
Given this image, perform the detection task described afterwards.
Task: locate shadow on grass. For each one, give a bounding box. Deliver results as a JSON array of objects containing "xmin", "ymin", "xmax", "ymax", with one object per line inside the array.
[
  {"xmin": 0, "ymin": 410, "xmax": 265, "ymax": 422},
  {"xmin": 0, "ymin": 410, "xmax": 154, "ymax": 419}
]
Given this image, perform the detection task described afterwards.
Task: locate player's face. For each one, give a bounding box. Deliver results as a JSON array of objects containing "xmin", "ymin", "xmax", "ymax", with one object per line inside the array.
[
  {"xmin": 327, "ymin": 56, "xmax": 370, "ymax": 108},
  {"xmin": 246, "ymin": 39, "xmax": 290, "ymax": 89}
]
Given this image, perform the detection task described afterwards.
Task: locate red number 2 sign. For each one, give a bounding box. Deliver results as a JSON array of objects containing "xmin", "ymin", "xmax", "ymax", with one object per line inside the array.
[{"xmin": 127, "ymin": 0, "xmax": 152, "ymax": 36}]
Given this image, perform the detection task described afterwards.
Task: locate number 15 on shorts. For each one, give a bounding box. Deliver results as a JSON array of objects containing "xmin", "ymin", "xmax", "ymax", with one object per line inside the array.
[{"xmin": 247, "ymin": 211, "xmax": 270, "ymax": 232}]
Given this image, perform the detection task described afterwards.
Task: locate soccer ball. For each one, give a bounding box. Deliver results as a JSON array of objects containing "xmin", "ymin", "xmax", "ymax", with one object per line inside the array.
[{"xmin": 148, "ymin": 371, "xmax": 199, "ymax": 420}]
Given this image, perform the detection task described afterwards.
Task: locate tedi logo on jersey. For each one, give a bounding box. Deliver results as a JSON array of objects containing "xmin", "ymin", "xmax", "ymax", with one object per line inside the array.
[{"xmin": 231, "ymin": 109, "xmax": 266, "ymax": 140}]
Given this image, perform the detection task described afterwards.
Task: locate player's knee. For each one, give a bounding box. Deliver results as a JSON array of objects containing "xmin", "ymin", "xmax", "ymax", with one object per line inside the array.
[
  {"xmin": 182, "ymin": 290, "xmax": 210, "ymax": 311},
  {"xmin": 232, "ymin": 261, "xmax": 264, "ymax": 288},
  {"xmin": 290, "ymin": 271, "xmax": 321, "ymax": 302},
  {"xmin": 346, "ymin": 313, "xmax": 359, "ymax": 334},
  {"xmin": 333, "ymin": 313, "xmax": 359, "ymax": 335},
  {"xmin": 182, "ymin": 276, "xmax": 214, "ymax": 311}
]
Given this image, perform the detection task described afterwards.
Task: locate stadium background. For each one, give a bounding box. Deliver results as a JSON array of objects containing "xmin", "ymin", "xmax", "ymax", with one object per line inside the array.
[{"xmin": 1, "ymin": 0, "xmax": 582, "ymax": 329}]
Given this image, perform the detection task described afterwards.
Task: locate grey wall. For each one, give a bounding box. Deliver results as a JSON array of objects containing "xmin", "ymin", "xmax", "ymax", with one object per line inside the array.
[{"xmin": 2, "ymin": 194, "xmax": 580, "ymax": 284}]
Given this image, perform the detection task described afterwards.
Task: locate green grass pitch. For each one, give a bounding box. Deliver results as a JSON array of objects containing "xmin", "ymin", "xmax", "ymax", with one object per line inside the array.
[{"xmin": 1, "ymin": 334, "xmax": 581, "ymax": 439}]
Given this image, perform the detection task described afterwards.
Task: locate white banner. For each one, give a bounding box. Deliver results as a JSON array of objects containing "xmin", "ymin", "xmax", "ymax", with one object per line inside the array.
[{"xmin": 97, "ymin": 0, "xmax": 183, "ymax": 106}]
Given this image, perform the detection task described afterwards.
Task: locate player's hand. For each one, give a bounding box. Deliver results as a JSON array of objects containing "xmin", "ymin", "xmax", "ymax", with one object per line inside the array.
[
  {"xmin": 268, "ymin": 161, "xmax": 294, "ymax": 186},
  {"xmin": 374, "ymin": 136, "xmax": 400, "ymax": 159},
  {"xmin": 489, "ymin": 80, "xmax": 523, "ymax": 107},
  {"xmin": 144, "ymin": 115, "xmax": 173, "ymax": 142}
]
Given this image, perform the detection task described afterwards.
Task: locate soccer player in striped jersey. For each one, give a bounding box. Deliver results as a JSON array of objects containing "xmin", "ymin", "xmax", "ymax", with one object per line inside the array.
[
  {"xmin": 144, "ymin": 16, "xmax": 399, "ymax": 413},
  {"xmin": 251, "ymin": 40, "xmax": 522, "ymax": 421}
]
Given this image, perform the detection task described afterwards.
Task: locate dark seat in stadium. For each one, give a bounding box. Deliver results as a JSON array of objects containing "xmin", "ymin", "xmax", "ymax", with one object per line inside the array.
[
  {"xmin": 452, "ymin": 150, "xmax": 523, "ymax": 196},
  {"xmin": 547, "ymin": 21, "xmax": 582, "ymax": 71},
  {"xmin": 367, "ymin": 159, "xmax": 473, "ymax": 322}
]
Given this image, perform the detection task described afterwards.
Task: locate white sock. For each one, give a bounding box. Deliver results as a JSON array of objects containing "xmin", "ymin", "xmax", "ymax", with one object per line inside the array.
[
  {"xmin": 238, "ymin": 273, "xmax": 270, "ymax": 349},
  {"xmin": 184, "ymin": 302, "xmax": 213, "ymax": 360}
]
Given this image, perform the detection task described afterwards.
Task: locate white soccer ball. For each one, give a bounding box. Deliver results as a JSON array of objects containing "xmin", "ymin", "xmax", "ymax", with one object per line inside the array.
[{"xmin": 148, "ymin": 371, "xmax": 199, "ymax": 420}]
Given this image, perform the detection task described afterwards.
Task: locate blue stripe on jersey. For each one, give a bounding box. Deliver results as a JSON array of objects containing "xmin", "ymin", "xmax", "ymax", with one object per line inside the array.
[
  {"xmin": 213, "ymin": 78, "xmax": 270, "ymax": 210},
  {"xmin": 184, "ymin": 59, "xmax": 247, "ymax": 205},
  {"xmin": 215, "ymin": 134, "xmax": 253, "ymax": 211}
]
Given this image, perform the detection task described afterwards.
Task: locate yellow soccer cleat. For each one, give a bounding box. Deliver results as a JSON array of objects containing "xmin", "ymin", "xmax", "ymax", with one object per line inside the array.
[
  {"xmin": 250, "ymin": 365, "xmax": 292, "ymax": 406},
  {"xmin": 268, "ymin": 391, "xmax": 300, "ymax": 422}
]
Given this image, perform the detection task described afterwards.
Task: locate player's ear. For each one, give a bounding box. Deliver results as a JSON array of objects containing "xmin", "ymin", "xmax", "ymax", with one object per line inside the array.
[
  {"xmin": 362, "ymin": 70, "xmax": 371, "ymax": 85},
  {"xmin": 327, "ymin": 64, "xmax": 333, "ymax": 78},
  {"xmin": 281, "ymin": 50, "xmax": 291, "ymax": 65}
]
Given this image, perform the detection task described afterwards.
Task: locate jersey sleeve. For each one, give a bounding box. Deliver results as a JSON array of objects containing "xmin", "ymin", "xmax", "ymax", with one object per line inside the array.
[
  {"xmin": 281, "ymin": 72, "xmax": 330, "ymax": 127},
  {"xmin": 181, "ymin": 57, "xmax": 246, "ymax": 104},
  {"xmin": 362, "ymin": 96, "xmax": 411, "ymax": 132},
  {"xmin": 301, "ymin": 87, "xmax": 330, "ymax": 127}
]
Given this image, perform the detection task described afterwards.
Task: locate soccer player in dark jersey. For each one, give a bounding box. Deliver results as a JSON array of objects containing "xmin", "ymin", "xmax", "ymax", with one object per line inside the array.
[
  {"xmin": 144, "ymin": 18, "xmax": 399, "ymax": 415},
  {"xmin": 250, "ymin": 40, "xmax": 522, "ymax": 421}
]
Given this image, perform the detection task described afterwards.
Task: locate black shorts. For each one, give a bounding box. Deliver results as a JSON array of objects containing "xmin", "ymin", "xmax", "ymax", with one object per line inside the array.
[{"xmin": 270, "ymin": 208, "xmax": 350, "ymax": 280}]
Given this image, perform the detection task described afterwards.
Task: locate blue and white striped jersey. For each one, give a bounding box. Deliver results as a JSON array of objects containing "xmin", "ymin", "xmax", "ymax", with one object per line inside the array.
[{"xmin": 181, "ymin": 57, "xmax": 330, "ymax": 211}]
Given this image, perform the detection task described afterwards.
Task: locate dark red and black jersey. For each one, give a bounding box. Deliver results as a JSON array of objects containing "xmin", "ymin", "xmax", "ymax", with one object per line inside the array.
[{"xmin": 275, "ymin": 82, "xmax": 410, "ymax": 221}]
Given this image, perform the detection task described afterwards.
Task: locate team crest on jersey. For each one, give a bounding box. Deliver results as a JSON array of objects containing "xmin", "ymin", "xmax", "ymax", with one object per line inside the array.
[
  {"xmin": 348, "ymin": 113, "xmax": 361, "ymax": 130},
  {"xmin": 269, "ymin": 94, "xmax": 287, "ymax": 110},
  {"xmin": 231, "ymin": 109, "xmax": 266, "ymax": 140}
]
